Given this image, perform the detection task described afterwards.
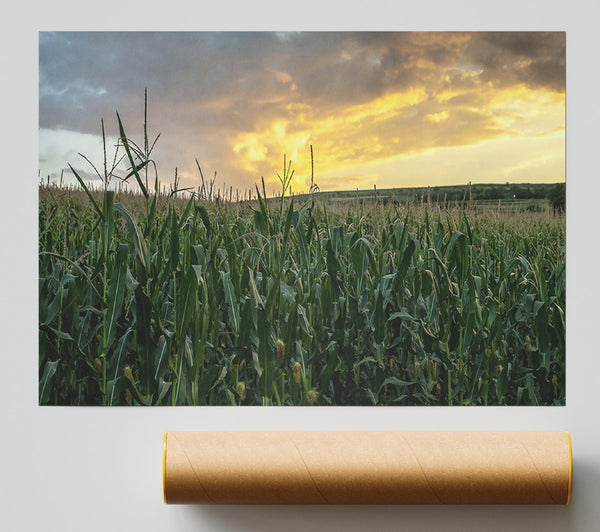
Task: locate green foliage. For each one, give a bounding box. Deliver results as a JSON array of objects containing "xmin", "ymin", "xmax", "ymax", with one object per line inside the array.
[{"xmin": 39, "ymin": 186, "xmax": 566, "ymax": 406}]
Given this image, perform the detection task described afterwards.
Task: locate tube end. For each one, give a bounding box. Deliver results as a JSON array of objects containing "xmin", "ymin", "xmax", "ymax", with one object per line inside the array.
[
  {"xmin": 566, "ymin": 431, "xmax": 572, "ymax": 505},
  {"xmin": 163, "ymin": 431, "xmax": 168, "ymax": 505}
]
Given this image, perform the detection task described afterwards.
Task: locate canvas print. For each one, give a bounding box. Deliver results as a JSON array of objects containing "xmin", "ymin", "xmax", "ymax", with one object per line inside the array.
[{"xmin": 38, "ymin": 32, "xmax": 565, "ymax": 406}]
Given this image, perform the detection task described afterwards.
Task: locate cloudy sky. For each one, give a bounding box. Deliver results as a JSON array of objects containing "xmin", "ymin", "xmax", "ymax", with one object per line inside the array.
[{"xmin": 39, "ymin": 31, "xmax": 565, "ymax": 194}]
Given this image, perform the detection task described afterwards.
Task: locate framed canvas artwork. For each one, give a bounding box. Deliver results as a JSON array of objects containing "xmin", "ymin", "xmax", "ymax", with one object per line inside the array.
[{"xmin": 38, "ymin": 31, "xmax": 565, "ymax": 406}]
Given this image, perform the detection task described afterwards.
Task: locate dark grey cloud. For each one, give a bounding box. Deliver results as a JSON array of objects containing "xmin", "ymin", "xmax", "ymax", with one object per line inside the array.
[
  {"xmin": 39, "ymin": 32, "xmax": 275, "ymax": 132},
  {"xmin": 40, "ymin": 31, "xmax": 565, "ymax": 130},
  {"xmin": 464, "ymin": 32, "xmax": 565, "ymax": 91},
  {"xmin": 64, "ymin": 166, "xmax": 103, "ymax": 181}
]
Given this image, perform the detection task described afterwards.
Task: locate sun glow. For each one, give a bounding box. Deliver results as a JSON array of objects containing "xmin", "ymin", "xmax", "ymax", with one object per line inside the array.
[{"xmin": 230, "ymin": 87, "xmax": 429, "ymax": 188}]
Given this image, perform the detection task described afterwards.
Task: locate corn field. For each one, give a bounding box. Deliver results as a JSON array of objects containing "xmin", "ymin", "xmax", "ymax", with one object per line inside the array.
[{"xmin": 38, "ymin": 114, "xmax": 565, "ymax": 406}]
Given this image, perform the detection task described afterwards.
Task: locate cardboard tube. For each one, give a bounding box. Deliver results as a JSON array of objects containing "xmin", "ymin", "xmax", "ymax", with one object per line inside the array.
[{"xmin": 163, "ymin": 431, "xmax": 572, "ymax": 505}]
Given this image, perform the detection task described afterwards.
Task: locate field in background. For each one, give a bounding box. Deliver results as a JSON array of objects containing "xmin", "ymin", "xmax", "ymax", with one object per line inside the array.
[{"xmin": 39, "ymin": 181, "xmax": 565, "ymax": 406}]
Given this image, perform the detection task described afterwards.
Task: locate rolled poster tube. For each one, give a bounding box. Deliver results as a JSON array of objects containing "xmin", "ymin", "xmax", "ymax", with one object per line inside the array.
[{"xmin": 163, "ymin": 431, "xmax": 572, "ymax": 504}]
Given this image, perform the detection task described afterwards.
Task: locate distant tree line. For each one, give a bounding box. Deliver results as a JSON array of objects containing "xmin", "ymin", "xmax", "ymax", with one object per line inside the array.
[
  {"xmin": 547, "ymin": 183, "xmax": 566, "ymax": 214},
  {"xmin": 429, "ymin": 182, "xmax": 565, "ymax": 209},
  {"xmin": 477, "ymin": 183, "xmax": 551, "ymax": 201},
  {"xmin": 324, "ymin": 182, "xmax": 566, "ymax": 213}
]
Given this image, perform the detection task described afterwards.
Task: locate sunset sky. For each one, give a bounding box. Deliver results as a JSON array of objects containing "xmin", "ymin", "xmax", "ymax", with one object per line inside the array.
[{"xmin": 39, "ymin": 31, "xmax": 565, "ymax": 194}]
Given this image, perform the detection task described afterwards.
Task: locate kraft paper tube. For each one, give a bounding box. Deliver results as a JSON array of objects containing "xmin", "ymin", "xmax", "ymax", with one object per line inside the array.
[{"xmin": 163, "ymin": 431, "xmax": 572, "ymax": 505}]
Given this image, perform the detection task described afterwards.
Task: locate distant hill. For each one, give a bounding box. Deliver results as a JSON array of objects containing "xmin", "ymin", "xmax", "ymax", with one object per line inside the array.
[{"xmin": 285, "ymin": 182, "xmax": 563, "ymax": 210}]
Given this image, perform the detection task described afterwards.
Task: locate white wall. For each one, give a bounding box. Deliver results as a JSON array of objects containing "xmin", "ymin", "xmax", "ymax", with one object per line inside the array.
[{"xmin": 2, "ymin": 1, "xmax": 599, "ymax": 531}]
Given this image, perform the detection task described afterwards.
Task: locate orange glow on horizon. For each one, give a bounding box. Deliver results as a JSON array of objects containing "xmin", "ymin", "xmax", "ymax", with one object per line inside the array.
[{"xmin": 227, "ymin": 82, "xmax": 564, "ymax": 192}]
